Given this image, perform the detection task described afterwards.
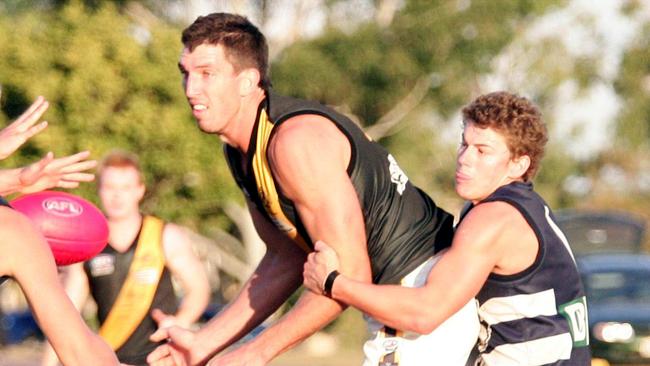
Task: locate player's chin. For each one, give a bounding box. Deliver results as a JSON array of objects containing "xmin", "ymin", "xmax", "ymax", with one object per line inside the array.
[
  {"xmin": 197, "ymin": 121, "xmax": 220, "ymax": 134},
  {"xmin": 454, "ymin": 184, "xmax": 474, "ymax": 201}
]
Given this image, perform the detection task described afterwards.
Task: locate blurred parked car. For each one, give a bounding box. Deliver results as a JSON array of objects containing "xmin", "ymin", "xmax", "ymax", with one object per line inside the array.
[
  {"xmin": 578, "ymin": 254, "xmax": 650, "ymax": 364},
  {"xmin": 557, "ymin": 210, "xmax": 649, "ymax": 365},
  {"xmin": 556, "ymin": 210, "xmax": 646, "ymax": 255}
]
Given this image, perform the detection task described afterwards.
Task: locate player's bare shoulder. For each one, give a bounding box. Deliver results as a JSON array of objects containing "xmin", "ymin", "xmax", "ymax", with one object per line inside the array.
[
  {"xmin": 470, "ymin": 200, "xmax": 538, "ymax": 275},
  {"xmin": 269, "ymin": 114, "xmax": 350, "ymax": 163},
  {"xmin": 161, "ymin": 222, "xmax": 193, "ymax": 257},
  {"xmin": 267, "ymin": 114, "xmax": 351, "ymax": 196}
]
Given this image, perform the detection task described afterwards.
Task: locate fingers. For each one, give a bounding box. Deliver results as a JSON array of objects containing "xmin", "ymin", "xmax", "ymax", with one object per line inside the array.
[
  {"xmin": 23, "ymin": 154, "xmax": 96, "ymax": 183},
  {"xmin": 58, "ymin": 172, "xmax": 96, "ymax": 184},
  {"xmin": 146, "ymin": 331, "xmax": 191, "ymax": 366},
  {"xmin": 13, "ymin": 96, "xmax": 49, "ymax": 128},
  {"xmin": 47, "ymin": 151, "xmax": 93, "ymax": 169},
  {"xmin": 58, "ymin": 160, "xmax": 98, "ymax": 174},
  {"xmin": 314, "ymin": 240, "xmax": 334, "ymax": 253},
  {"xmin": 146, "ymin": 343, "xmax": 171, "ymax": 363},
  {"xmin": 151, "ymin": 308, "xmax": 175, "ymax": 328},
  {"xmin": 151, "ymin": 309, "xmax": 167, "ymax": 323},
  {"xmin": 56, "ymin": 181, "xmax": 80, "ymax": 189},
  {"xmin": 24, "ymin": 120, "xmax": 48, "ymax": 138},
  {"xmin": 24, "ymin": 152, "xmax": 54, "ymax": 176},
  {"xmin": 149, "ymin": 327, "xmax": 171, "ymax": 343},
  {"xmin": 32, "ymin": 151, "xmax": 95, "ymax": 174},
  {"xmin": 314, "ymin": 240, "xmax": 326, "ymax": 252}
]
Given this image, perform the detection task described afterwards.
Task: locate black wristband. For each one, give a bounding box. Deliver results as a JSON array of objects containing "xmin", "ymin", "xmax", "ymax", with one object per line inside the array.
[{"xmin": 323, "ymin": 270, "xmax": 340, "ymax": 298}]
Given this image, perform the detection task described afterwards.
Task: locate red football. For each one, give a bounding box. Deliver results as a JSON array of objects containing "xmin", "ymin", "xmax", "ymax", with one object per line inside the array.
[{"xmin": 11, "ymin": 191, "xmax": 109, "ymax": 266}]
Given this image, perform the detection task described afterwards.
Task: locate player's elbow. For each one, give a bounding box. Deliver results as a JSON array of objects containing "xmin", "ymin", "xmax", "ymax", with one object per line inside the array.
[
  {"xmin": 399, "ymin": 301, "xmax": 443, "ymax": 334},
  {"xmin": 407, "ymin": 314, "xmax": 442, "ymax": 335}
]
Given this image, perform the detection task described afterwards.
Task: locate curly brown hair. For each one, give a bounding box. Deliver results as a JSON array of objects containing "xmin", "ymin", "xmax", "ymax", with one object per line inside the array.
[
  {"xmin": 182, "ymin": 13, "xmax": 270, "ymax": 89},
  {"xmin": 461, "ymin": 91, "xmax": 548, "ymax": 181}
]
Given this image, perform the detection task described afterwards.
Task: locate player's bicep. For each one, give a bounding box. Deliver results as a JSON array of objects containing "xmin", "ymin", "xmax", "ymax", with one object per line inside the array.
[
  {"xmin": 162, "ymin": 224, "xmax": 207, "ymax": 282},
  {"xmin": 268, "ymin": 118, "xmax": 370, "ymax": 282},
  {"xmin": 424, "ymin": 203, "xmax": 513, "ymax": 302}
]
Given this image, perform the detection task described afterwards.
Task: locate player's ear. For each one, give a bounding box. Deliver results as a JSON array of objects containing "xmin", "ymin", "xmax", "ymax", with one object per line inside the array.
[
  {"xmin": 508, "ymin": 154, "xmax": 530, "ymax": 180},
  {"xmin": 238, "ymin": 68, "xmax": 260, "ymax": 96},
  {"xmin": 136, "ymin": 181, "xmax": 146, "ymax": 201}
]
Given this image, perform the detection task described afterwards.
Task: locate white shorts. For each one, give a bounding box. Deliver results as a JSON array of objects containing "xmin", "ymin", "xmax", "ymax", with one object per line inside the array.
[{"xmin": 362, "ymin": 253, "xmax": 479, "ymax": 366}]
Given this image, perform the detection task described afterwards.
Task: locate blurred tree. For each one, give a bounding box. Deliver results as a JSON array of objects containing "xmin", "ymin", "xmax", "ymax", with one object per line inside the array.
[
  {"xmin": 607, "ymin": 16, "xmax": 650, "ymax": 247},
  {"xmin": 615, "ymin": 23, "xmax": 650, "ymax": 151}
]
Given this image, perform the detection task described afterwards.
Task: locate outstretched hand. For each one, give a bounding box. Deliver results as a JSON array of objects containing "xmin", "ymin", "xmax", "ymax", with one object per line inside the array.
[
  {"xmin": 147, "ymin": 326, "xmax": 199, "ymax": 366},
  {"xmin": 303, "ymin": 240, "xmax": 341, "ymax": 295},
  {"xmin": 19, "ymin": 151, "xmax": 97, "ymax": 194},
  {"xmin": 0, "ymin": 96, "xmax": 49, "ymax": 160}
]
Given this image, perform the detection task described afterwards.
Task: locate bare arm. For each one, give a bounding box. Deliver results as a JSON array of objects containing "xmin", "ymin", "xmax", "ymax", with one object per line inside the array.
[
  {"xmin": 208, "ymin": 115, "xmax": 372, "ymax": 365},
  {"xmin": 155, "ymin": 223, "xmax": 211, "ymax": 328},
  {"xmin": 147, "ymin": 202, "xmax": 308, "ymax": 365},
  {"xmin": 40, "ymin": 263, "xmax": 91, "ymax": 366},
  {"xmin": 0, "ymin": 207, "xmax": 117, "ymax": 366},
  {"xmin": 304, "ymin": 202, "xmax": 536, "ymax": 334}
]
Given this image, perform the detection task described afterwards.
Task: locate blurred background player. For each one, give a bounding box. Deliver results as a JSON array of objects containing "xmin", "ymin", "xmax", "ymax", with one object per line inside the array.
[
  {"xmin": 0, "ymin": 96, "xmax": 118, "ymax": 365},
  {"xmin": 42, "ymin": 149, "xmax": 210, "ymax": 366}
]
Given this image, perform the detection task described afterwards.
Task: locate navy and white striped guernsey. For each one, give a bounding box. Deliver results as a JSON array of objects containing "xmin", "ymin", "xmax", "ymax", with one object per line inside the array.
[{"xmin": 462, "ymin": 181, "xmax": 591, "ymax": 365}]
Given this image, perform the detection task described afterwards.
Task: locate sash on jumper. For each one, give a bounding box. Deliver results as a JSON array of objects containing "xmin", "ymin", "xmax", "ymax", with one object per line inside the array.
[
  {"xmin": 252, "ymin": 109, "xmax": 311, "ymax": 253},
  {"xmin": 98, "ymin": 216, "xmax": 166, "ymax": 350}
]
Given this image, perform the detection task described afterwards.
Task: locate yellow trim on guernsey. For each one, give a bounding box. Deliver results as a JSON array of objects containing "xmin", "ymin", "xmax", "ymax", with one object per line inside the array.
[
  {"xmin": 98, "ymin": 216, "xmax": 166, "ymax": 350},
  {"xmin": 251, "ymin": 110, "xmax": 311, "ymax": 253}
]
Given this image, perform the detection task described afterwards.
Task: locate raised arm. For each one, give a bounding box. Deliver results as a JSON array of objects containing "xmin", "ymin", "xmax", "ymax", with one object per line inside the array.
[
  {"xmin": 304, "ymin": 201, "xmax": 532, "ymax": 334},
  {"xmin": 153, "ymin": 223, "xmax": 211, "ymax": 328}
]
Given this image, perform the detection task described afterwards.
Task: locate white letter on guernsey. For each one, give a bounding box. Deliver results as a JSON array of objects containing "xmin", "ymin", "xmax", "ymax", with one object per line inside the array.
[{"xmin": 387, "ymin": 154, "xmax": 408, "ymax": 195}]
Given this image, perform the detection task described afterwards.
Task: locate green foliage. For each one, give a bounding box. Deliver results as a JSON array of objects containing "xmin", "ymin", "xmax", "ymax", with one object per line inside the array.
[
  {"xmin": 614, "ymin": 23, "xmax": 650, "ymax": 150},
  {"xmin": 274, "ymin": 0, "xmax": 561, "ymax": 121},
  {"xmin": 0, "ymin": 2, "xmax": 241, "ymax": 233}
]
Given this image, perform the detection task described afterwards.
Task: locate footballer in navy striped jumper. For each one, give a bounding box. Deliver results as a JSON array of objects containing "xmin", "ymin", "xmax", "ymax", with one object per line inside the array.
[{"xmin": 304, "ymin": 91, "xmax": 591, "ymax": 365}]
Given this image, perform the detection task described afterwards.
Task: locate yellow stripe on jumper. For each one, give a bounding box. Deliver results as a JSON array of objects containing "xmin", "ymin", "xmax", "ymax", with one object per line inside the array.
[
  {"xmin": 252, "ymin": 110, "xmax": 311, "ymax": 253},
  {"xmin": 98, "ymin": 216, "xmax": 165, "ymax": 350}
]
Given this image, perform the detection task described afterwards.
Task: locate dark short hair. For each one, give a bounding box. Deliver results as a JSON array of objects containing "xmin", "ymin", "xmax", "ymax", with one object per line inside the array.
[
  {"xmin": 462, "ymin": 91, "xmax": 548, "ymax": 181},
  {"xmin": 182, "ymin": 13, "xmax": 270, "ymax": 89}
]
